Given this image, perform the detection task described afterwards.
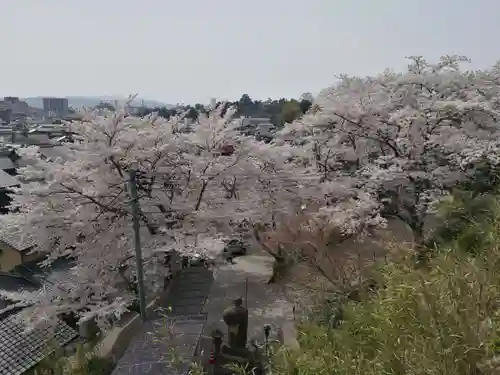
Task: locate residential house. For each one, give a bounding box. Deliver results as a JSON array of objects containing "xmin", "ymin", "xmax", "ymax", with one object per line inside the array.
[
  {"xmin": 126, "ymin": 104, "xmax": 146, "ymax": 116},
  {"xmin": 0, "ymin": 234, "xmax": 80, "ymax": 375},
  {"xmin": 0, "ymin": 232, "xmax": 39, "ymax": 272},
  {"xmin": 0, "ymin": 157, "xmax": 16, "ymax": 175},
  {"xmin": 255, "ymin": 122, "xmax": 276, "ymax": 142},
  {"xmin": 0, "ymin": 273, "xmax": 38, "ymax": 310},
  {"xmin": 0, "ymin": 256, "xmax": 77, "ymax": 312},
  {"xmin": 61, "ymin": 112, "xmax": 83, "ymax": 121},
  {"xmin": 0, "ymin": 109, "xmax": 11, "ymax": 124},
  {"xmin": 0, "ymin": 147, "xmax": 20, "ymax": 175},
  {"xmin": 0, "ymin": 309, "xmax": 78, "ymax": 375},
  {"xmin": 0, "ymin": 149, "xmax": 18, "ymax": 215},
  {"xmin": 38, "ymin": 145, "xmax": 74, "ymax": 162},
  {"xmin": 10, "ymin": 133, "xmax": 53, "ymax": 147},
  {"xmin": 0, "ymin": 122, "xmax": 75, "ymax": 147},
  {"xmin": 0, "ymin": 169, "xmax": 20, "ymax": 214},
  {"xmin": 237, "ymin": 117, "xmax": 272, "ymax": 136},
  {"xmin": 0, "ymin": 97, "xmax": 30, "ymax": 124},
  {"xmin": 212, "ymin": 144, "xmax": 235, "ymax": 157}
]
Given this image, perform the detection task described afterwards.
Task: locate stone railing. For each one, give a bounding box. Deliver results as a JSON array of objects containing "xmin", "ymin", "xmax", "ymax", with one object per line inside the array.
[{"xmin": 94, "ymin": 298, "xmax": 160, "ymax": 361}]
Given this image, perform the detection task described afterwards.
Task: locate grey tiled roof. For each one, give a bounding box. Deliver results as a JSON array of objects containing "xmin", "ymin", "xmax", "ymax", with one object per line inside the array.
[
  {"xmin": 11, "ymin": 134, "xmax": 52, "ymax": 146},
  {"xmin": 0, "ymin": 170, "xmax": 19, "ymax": 189},
  {"xmin": 14, "ymin": 258, "xmax": 75, "ymax": 283},
  {"xmin": 0, "ymin": 274, "xmax": 40, "ymax": 293},
  {"xmin": 0, "ymin": 158, "xmax": 15, "ymax": 171},
  {"xmin": 0, "ymin": 231, "xmax": 36, "ymax": 252},
  {"xmin": 0, "ymin": 313, "xmax": 78, "ymax": 375}
]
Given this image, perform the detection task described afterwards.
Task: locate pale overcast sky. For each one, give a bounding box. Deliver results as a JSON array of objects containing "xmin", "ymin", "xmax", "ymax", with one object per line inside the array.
[{"xmin": 2, "ymin": 0, "xmax": 499, "ymax": 105}]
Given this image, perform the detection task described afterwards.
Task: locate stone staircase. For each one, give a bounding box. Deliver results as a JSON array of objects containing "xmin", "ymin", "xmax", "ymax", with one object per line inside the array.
[
  {"xmin": 112, "ymin": 266, "xmax": 214, "ymax": 375},
  {"xmin": 157, "ymin": 266, "xmax": 214, "ymax": 317}
]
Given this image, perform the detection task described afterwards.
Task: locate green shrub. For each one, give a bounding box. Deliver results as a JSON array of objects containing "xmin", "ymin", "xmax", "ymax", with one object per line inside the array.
[
  {"xmin": 80, "ymin": 356, "xmax": 115, "ymax": 375},
  {"xmin": 273, "ymin": 219, "xmax": 500, "ymax": 375},
  {"xmin": 428, "ymin": 189, "xmax": 497, "ymax": 254},
  {"xmin": 32, "ymin": 343, "xmax": 115, "ymax": 375}
]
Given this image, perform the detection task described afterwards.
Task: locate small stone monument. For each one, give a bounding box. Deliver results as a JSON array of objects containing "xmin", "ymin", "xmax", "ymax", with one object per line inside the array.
[
  {"xmin": 222, "ymin": 297, "xmax": 248, "ymax": 350},
  {"xmin": 204, "ymin": 298, "xmax": 265, "ymax": 375}
]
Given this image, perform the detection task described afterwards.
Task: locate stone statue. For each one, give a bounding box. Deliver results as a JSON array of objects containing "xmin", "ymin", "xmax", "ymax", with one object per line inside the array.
[{"xmin": 222, "ymin": 297, "xmax": 248, "ymax": 349}]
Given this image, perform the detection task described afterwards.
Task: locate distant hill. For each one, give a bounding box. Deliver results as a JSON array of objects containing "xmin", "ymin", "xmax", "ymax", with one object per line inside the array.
[{"xmin": 22, "ymin": 96, "xmax": 173, "ymax": 110}]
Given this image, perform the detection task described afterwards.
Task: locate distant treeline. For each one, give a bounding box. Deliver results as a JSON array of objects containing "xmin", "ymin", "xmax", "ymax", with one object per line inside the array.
[{"xmin": 122, "ymin": 93, "xmax": 314, "ymax": 127}]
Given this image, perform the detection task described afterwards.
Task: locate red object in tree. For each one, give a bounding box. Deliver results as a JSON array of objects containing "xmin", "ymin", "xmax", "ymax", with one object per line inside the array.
[
  {"xmin": 220, "ymin": 144, "xmax": 234, "ymax": 156},
  {"xmin": 208, "ymin": 352, "xmax": 216, "ymax": 364}
]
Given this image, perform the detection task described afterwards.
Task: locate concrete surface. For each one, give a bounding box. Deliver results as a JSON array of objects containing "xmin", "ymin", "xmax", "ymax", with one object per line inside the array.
[
  {"xmin": 222, "ymin": 255, "xmax": 276, "ymax": 284},
  {"xmin": 97, "ymin": 299, "xmax": 160, "ymax": 360},
  {"xmin": 198, "ymin": 252, "xmax": 295, "ymax": 364}
]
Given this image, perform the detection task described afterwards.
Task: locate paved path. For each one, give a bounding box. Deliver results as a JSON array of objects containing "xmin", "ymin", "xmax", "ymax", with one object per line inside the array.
[
  {"xmin": 197, "ymin": 256, "xmax": 295, "ymax": 367},
  {"xmin": 158, "ymin": 267, "xmax": 214, "ymax": 318},
  {"xmin": 111, "ymin": 267, "xmax": 214, "ymax": 375},
  {"xmin": 112, "ymin": 250, "xmax": 296, "ymax": 374}
]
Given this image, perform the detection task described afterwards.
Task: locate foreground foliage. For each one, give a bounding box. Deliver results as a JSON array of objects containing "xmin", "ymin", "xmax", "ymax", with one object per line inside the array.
[
  {"xmin": 273, "ymin": 221, "xmax": 500, "ymax": 374},
  {"xmin": 31, "ymin": 344, "xmax": 115, "ymax": 375}
]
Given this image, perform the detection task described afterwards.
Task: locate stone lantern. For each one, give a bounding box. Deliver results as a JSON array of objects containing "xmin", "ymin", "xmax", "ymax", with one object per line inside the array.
[{"xmin": 222, "ymin": 297, "xmax": 248, "ymax": 350}]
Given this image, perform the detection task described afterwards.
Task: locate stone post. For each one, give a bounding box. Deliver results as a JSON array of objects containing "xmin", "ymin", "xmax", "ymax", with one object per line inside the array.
[{"xmin": 211, "ymin": 329, "xmax": 224, "ymax": 356}]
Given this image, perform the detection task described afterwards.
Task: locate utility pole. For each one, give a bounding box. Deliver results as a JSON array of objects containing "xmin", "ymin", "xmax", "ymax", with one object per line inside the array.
[{"xmin": 128, "ymin": 169, "xmax": 148, "ymax": 322}]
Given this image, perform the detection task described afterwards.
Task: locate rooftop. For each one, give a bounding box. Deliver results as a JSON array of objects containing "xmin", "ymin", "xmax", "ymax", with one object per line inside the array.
[
  {"xmin": 0, "ymin": 170, "xmax": 19, "ymax": 189},
  {"xmin": 0, "ymin": 258, "xmax": 76, "ymax": 311},
  {"xmin": 0, "ymin": 157, "xmax": 15, "ymax": 171},
  {"xmin": 240, "ymin": 117, "xmax": 272, "ymax": 127},
  {"xmin": 11, "ymin": 133, "xmax": 52, "ymax": 146},
  {"xmin": 0, "ymin": 274, "xmax": 39, "ymax": 311},
  {"xmin": 0, "ymin": 274, "xmax": 39, "ymax": 294},
  {"xmin": 39, "ymin": 146, "xmax": 73, "ymax": 162},
  {"xmin": 0, "ymin": 231, "xmax": 36, "ymax": 253},
  {"xmin": 13, "ymin": 258, "xmax": 76, "ymax": 288},
  {"xmin": 0, "ymin": 312, "xmax": 78, "ymax": 375}
]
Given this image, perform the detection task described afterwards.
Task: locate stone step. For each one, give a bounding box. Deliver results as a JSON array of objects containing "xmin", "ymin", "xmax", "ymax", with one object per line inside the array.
[
  {"xmin": 172, "ymin": 276, "xmax": 213, "ymax": 286},
  {"xmin": 170, "ymin": 314, "xmax": 208, "ymax": 322},
  {"xmin": 167, "ymin": 305, "xmax": 206, "ymax": 316},
  {"xmin": 167, "ymin": 288, "xmax": 211, "ymax": 299},
  {"xmin": 165, "ymin": 289, "xmax": 208, "ymax": 300},
  {"xmin": 163, "ymin": 295, "xmax": 207, "ymax": 304}
]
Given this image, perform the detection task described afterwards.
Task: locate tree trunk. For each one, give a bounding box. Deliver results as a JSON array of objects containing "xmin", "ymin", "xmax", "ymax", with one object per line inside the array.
[
  {"xmin": 252, "ymin": 224, "xmax": 285, "ymax": 263},
  {"xmin": 412, "ymin": 224, "xmax": 428, "ymax": 266}
]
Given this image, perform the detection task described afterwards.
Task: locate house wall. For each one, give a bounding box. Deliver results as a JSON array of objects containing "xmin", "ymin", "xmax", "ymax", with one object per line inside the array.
[{"xmin": 0, "ymin": 245, "xmax": 22, "ymax": 272}]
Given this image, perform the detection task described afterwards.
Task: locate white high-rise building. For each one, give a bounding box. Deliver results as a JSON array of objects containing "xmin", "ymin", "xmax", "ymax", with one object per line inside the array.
[{"xmin": 210, "ymin": 98, "xmax": 217, "ymax": 108}]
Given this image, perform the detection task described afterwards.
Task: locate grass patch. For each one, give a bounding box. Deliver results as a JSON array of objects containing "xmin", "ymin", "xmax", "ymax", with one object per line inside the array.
[{"xmin": 273, "ymin": 241, "xmax": 500, "ymax": 375}]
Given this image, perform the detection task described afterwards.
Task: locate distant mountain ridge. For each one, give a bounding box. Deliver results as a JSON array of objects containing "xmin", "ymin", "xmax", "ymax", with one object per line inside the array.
[{"xmin": 21, "ymin": 96, "xmax": 173, "ymax": 109}]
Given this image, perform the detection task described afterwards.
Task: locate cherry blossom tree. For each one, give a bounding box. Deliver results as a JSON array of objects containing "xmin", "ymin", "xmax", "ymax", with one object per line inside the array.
[
  {"xmin": 276, "ymin": 55, "xmax": 500, "ymax": 260},
  {"xmin": 240, "ymin": 135, "xmax": 386, "ymax": 269},
  {"xmin": 0, "ymin": 102, "xmax": 270, "ymax": 323}
]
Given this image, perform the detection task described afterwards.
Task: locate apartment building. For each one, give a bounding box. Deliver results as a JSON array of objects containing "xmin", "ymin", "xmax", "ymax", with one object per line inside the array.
[
  {"xmin": 42, "ymin": 97, "xmax": 69, "ymax": 118},
  {"xmin": 0, "ymin": 97, "xmax": 30, "ymax": 123}
]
